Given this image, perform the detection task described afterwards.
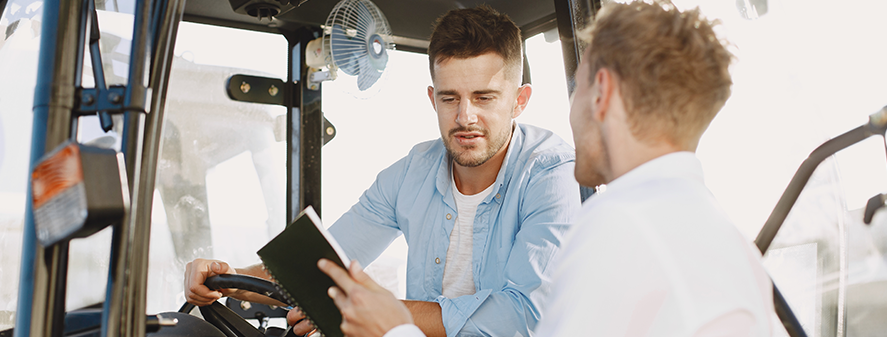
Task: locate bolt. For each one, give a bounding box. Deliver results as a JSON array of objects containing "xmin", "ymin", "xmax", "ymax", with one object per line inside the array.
[
  {"xmin": 82, "ymin": 94, "xmax": 95, "ymax": 106},
  {"xmin": 108, "ymin": 92, "xmax": 122, "ymax": 104},
  {"xmin": 269, "ymin": 85, "xmax": 279, "ymax": 97},
  {"xmin": 240, "ymin": 81, "xmax": 251, "ymax": 94},
  {"xmin": 326, "ymin": 126, "xmax": 334, "ymax": 136},
  {"xmin": 240, "ymin": 301, "xmax": 251, "ymax": 311}
]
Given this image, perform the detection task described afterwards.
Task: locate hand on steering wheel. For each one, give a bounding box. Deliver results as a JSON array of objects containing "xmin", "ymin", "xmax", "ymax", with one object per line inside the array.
[
  {"xmin": 184, "ymin": 259, "xmax": 239, "ymax": 306},
  {"xmin": 180, "ymin": 274, "xmax": 301, "ymax": 337}
]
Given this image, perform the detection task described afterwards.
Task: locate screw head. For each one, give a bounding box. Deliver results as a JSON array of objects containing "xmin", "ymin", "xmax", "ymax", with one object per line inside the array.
[
  {"xmin": 82, "ymin": 94, "xmax": 95, "ymax": 106},
  {"xmin": 108, "ymin": 92, "xmax": 122, "ymax": 104},
  {"xmin": 240, "ymin": 81, "xmax": 251, "ymax": 94},
  {"xmin": 240, "ymin": 301, "xmax": 251, "ymax": 311},
  {"xmin": 326, "ymin": 126, "xmax": 334, "ymax": 136},
  {"xmin": 268, "ymin": 85, "xmax": 279, "ymax": 97}
]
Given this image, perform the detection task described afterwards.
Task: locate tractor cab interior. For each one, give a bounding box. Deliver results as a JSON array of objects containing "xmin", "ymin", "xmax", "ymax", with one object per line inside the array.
[{"xmin": 1, "ymin": 0, "xmax": 886, "ymax": 336}]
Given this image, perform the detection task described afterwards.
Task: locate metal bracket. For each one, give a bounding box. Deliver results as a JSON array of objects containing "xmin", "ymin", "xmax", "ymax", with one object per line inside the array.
[
  {"xmin": 227, "ymin": 74, "xmax": 336, "ymax": 145},
  {"xmin": 226, "ymin": 74, "xmax": 288, "ymax": 106},
  {"xmin": 76, "ymin": 85, "xmax": 127, "ymax": 115}
]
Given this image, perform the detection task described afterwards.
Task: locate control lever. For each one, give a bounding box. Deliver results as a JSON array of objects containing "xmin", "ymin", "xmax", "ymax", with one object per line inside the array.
[{"xmin": 864, "ymin": 193, "xmax": 886, "ymax": 224}]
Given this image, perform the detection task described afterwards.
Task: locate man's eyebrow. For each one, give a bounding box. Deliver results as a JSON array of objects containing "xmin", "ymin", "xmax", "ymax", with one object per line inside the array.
[
  {"xmin": 472, "ymin": 89, "xmax": 501, "ymax": 95},
  {"xmin": 435, "ymin": 89, "xmax": 502, "ymax": 96},
  {"xmin": 436, "ymin": 90, "xmax": 459, "ymax": 96}
]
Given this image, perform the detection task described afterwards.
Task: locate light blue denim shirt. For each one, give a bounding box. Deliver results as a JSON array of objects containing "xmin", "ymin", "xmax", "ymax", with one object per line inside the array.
[{"xmin": 328, "ymin": 123, "xmax": 580, "ymax": 337}]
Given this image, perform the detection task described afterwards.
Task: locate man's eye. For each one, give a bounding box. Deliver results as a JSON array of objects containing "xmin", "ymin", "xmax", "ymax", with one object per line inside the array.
[
  {"xmin": 477, "ymin": 96, "xmax": 493, "ymax": 102},
  {"xmin": 442, "ymin": 97, "xmax": 456, "ymax": 103}
]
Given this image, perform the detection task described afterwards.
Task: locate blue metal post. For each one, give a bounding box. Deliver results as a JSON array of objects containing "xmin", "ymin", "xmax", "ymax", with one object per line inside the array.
[{"xmin": 15, "ymin": 0, "xmax": 85, "ymax": 335}]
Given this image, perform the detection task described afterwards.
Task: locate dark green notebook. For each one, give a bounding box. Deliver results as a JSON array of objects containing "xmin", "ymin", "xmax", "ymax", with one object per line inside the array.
[{"xmin": 257, "ymin": 206, "xmax": 350, "ymax": 337}]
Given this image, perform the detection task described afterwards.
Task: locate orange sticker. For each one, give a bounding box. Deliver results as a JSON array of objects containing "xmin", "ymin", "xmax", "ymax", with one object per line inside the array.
[{"xmin": 32, "ymin": 144, "xmax": 84, "ymax": 209}]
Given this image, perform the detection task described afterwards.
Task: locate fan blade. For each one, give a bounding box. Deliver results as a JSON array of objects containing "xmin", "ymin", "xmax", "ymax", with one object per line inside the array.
[
  {"xmin": 355, "ymin": 1, "xmax": 375, "ymax": 37},
  {"xmin": 357, "ymin": 53, "xmax": 383, "ymax": 91},
  {"xmin": 330, "ymin": 23, "xmax": 366, "ymax": 76}
]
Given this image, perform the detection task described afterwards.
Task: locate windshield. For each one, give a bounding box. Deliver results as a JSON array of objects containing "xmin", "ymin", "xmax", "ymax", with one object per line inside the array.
[
  {"xmin": 0, "ymin": 0, "xmax": 42, "ymax": 329},
  {"xmin": 679, "ymin": 0, "xmax": 887, "ymax": 336},
  {"xmin": 0, "ymin": 1, "xmax": 289, "ymax": 327},
  {"xmin": 140, "ymin": 21, "xmax": 288, "ymax": 314}
]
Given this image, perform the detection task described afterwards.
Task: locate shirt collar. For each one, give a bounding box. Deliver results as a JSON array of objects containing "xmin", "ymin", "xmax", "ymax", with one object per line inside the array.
[{"xmin": 602, "ymin": 151, "xmax": 704, "ymax": 195}]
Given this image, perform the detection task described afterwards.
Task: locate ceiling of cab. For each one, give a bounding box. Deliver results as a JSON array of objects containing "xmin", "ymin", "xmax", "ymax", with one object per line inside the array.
[{"xmin": 183, "ymin": 0, "xmax": 557, "ymax": 44}]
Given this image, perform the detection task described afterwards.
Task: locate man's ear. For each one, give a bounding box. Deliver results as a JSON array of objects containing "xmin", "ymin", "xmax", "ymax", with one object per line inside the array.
[
  {"xmin": 512, "ymin": 84, "xmax": 533, "ymax": 119},
  {"xmin": 427, "ymin": 86, "xmax": 437, "ymax": 111},
  {"xmin": 592, "ymin": 68, "xmax": 615, "ymax": 123}
]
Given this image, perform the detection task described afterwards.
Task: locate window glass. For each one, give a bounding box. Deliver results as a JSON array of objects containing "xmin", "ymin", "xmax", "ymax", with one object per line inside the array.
[
  {"xmin": 20, "ymin": 7, "xmax": 289, "ymax": 316},
  {"xmin": 0, "ymin": 0, "xmax": 138, "ymax": 323},
  {"xmin": 522, "ymin": 32, "xmax": 571, "ymax": 147},
  {"xmin": 0, "ymin": 0, "xmax": 42, "ymax": 330},
  {"xmin": 321, "ymin": 49, "xmax": 437, "ymax": 297},
  {"xmin": 667, "ymin": 0, "xmax": 887, "ymax": 336},
  {"xmin": 564, "ymin": 1, "xmax": 887, "ymax": 335},
  {"xmin": 66, "ymin": 4, "xmax": 140, "ymax": 314},
  {"xmin": 145, "ymin": 21, "xmax": 288, "ymax": 314}
]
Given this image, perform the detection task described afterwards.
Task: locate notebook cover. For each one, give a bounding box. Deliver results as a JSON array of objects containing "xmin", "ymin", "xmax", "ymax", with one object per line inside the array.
[{"xmin": 257, "ymin": 206, "xmax": 350, "ymax": 337}]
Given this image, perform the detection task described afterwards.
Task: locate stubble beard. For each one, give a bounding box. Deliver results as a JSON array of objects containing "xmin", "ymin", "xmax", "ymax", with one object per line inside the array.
[
  {"xmin": 577, "ymin": 122, "xmax": 610, "ymax": 188},
  {"xmin": 445, "ymin": 125, "xmax": 511, "ymax": 168}
]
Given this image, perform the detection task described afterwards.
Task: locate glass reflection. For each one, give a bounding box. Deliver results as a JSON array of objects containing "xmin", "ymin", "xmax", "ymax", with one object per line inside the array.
[
  {"xmin": 0, "ymin": 0, "xmax": 42, "ymax": 329},
  {"xmin": 145, "ymin": 21, "xmax": 288, "ymax": 314}
]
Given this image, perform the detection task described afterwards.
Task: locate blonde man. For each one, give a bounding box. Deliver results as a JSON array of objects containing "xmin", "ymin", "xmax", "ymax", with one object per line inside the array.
[{"xmin": 538, "ymin": 1, "xmax": 774, "ymax": 335}]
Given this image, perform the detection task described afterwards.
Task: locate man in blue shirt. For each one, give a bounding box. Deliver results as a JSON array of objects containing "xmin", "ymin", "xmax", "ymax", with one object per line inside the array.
[{"xmin": 183, "ymin": 6, "xmax": 579, "ymax": 337}]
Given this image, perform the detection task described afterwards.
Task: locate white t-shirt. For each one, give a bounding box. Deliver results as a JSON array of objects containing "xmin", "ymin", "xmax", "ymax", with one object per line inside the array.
[
  {"xmin": 535, "ymin": 152, "xmax": 774, "ymax": 336},
  {"xmin": 441, "ymin": 173, "xmax": 494, "ymax": 298}
]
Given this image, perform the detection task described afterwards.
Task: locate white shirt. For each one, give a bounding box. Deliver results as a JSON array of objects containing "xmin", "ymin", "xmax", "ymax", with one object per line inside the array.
[
  {"xmin": 384, "ymin": 152, "xmax": 774, "ymax": 337},
  {"xmin": 535, "ymin": 152, "xmax": 774, "ymax": 336},
  {"xmin": 441, "ymin": 171, "xmax": 494, "ymax": 298}
]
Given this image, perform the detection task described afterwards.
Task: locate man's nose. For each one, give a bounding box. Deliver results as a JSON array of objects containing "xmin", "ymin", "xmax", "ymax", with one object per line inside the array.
[{"xmin": 455, "ymin": 100, "xmax": 478, "ymax": 126}]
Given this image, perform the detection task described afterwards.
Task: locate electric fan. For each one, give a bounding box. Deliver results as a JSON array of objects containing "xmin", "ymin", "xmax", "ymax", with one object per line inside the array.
[{"xmin": 306, "ymin": 0, "xmax": 392, "ymax": 91}]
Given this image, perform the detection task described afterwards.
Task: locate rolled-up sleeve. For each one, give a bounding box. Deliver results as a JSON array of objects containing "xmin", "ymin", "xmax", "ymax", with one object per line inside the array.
[{"xmin": 435, "ymin": 159, "xmax": 579, "ymax": 337}]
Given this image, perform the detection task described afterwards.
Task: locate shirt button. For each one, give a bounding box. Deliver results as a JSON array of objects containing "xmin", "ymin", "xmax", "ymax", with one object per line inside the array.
[
  {"xmin": 446, "ymin": 213, "xmax": 452, "ymax": 220},
  {"xmin": 435, "ymin": 258, "xmax": 441, "ymax": 264},
  {"xmin": 495, "ymin": 193, "xmax": 501, "ymax": 199}
]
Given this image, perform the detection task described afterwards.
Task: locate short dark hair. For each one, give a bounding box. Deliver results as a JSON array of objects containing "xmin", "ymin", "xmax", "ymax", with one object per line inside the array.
[
  {"xmin": 427, "ymin": 5, "xmax": 522, "ymax": 81},
  {"xmin": 580, "ymin": 1, "xmax": 734, "ymax": 149}
]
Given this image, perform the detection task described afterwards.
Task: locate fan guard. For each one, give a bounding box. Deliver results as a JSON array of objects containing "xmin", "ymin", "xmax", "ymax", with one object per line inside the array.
[{"xmin": 322, "ymin": 0, "xmax": 392, "ymax": 91}]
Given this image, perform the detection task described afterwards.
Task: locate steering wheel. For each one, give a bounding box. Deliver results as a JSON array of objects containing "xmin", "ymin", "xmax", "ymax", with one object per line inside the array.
[{"xmin": 174, "ymin": 274, "xmax": 295, "ymax": 337}]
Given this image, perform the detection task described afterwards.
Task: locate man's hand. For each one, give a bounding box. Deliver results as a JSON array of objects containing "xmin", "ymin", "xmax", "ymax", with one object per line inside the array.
[
  {"xmin": 184, "ymin": 258, "xmax": 237, "ymax": 306},
  {"xmin": 286, "ymin": 307, "xmax": 317, "ymax": 336},
  {"xmin": 319, "ymin": 259, "xmax": 414, "ymax": 337}
]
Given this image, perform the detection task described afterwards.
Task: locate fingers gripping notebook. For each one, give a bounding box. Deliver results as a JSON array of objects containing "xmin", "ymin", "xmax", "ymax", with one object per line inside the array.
[{"xmin": 257, "ymin": 206, "xmax": 350, "ymax": 337}]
